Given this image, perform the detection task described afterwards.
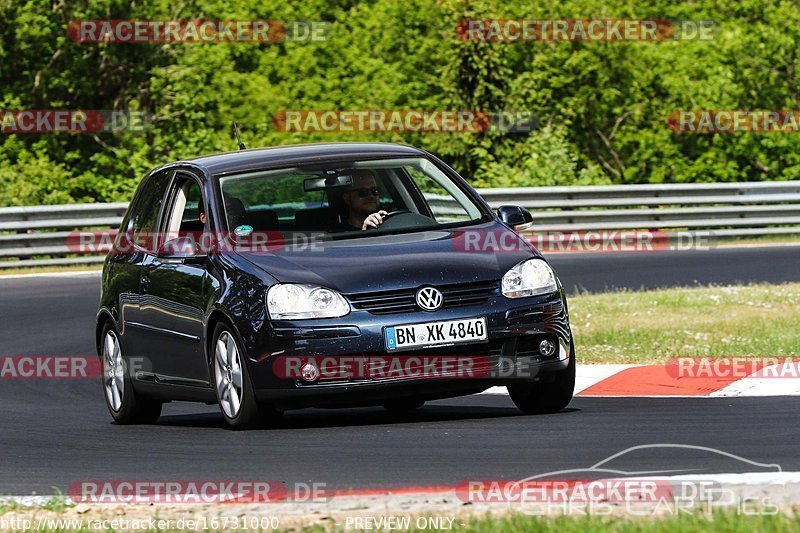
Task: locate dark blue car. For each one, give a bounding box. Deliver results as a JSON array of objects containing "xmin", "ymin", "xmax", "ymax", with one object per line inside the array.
[{"xmin": 97, "ymin": 143, "xmax": 575, "ymax": 428}]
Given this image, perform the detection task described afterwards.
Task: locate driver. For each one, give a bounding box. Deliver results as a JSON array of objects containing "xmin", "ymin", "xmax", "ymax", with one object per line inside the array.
[{"xmin": 336, "ymin": 169, "xmax": 388, "ymax": 231}]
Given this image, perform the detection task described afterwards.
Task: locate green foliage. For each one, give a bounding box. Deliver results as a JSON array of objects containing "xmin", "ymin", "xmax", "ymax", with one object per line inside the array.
[
  {"xmin": 475, "ymin": 125, "xmax": 609, "ymax": 187},
  {"xmin": 2, "ymin": 0, "xmax": 800, "ymax": 205}
]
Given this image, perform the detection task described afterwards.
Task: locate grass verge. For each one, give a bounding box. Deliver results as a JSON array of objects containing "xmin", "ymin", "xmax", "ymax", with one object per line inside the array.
[
  {"xmin": 452, "ymin": 512, "xmax": 798, "ymax": 532},
  {"xmin": 721, "ymin": 234, "xmax": 800, "ymax": 246},
  {"xmin": 570, "ymin": 283, "xmax": 800, "ymax": 364}
]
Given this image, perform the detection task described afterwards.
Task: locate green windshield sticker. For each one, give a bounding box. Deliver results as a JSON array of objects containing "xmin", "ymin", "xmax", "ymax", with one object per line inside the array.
[{"xmin": 234, "ymin": 225, "xmax": 253, "ymax": 237}]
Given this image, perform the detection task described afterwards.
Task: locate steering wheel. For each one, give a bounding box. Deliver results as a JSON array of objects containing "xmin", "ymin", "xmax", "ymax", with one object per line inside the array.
[
  {"xmin": 380, "ymin": 210, "xmax": 411, "ymax": 221},
  {"xmin": 376, "ymin": 210, "xmax": 427, "ymax": 231}
]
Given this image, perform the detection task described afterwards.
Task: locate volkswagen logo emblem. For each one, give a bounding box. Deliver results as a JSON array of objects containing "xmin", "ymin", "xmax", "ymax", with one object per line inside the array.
[{"xmin": 416, "ymin": 287, "xmax": 443, "ymax": 312}]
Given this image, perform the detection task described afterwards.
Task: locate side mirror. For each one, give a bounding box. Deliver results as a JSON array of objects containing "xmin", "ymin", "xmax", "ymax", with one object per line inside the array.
[
  {"xmin": 158, "ymin": 236, "xmax": 206, "ymax": 264},
  {"xmin": 497, "ymin": 205, "xmax": 534, "ymax": 231}
]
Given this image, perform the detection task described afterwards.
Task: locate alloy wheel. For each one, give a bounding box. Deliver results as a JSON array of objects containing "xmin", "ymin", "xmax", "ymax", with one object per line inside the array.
[
  {"xmin": 214, "ymin": 331, "xmax": 244, "ymax": 419},
  {"xmin": 103, "ymin": 330, "xmax": 125, "ymax": 412}
]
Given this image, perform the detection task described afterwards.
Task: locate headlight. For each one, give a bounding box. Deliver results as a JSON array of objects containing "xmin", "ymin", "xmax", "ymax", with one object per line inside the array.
[
  {"xmin": 502, "ymin": 259, "xmax": 557, "ymax": 298},
  {"xmin": 267, "ymin": 283, "xmax": 350, "ymax": 320}
]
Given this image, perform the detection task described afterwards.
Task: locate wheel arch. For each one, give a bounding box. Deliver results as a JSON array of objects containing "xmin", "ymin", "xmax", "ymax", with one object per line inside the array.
[
  {"xmin": 205, "ymin": 308, "xmax": 237, "ymax": 368},
  {"xmin": 95, "ymin": 309, "xmax": 117, "ymax": 358}
]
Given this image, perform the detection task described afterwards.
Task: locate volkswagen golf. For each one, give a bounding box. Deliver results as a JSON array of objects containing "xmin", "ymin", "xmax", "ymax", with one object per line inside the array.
[{"xmin": 97, "ymin": 142, "xmax": 575, "ymax": 428}]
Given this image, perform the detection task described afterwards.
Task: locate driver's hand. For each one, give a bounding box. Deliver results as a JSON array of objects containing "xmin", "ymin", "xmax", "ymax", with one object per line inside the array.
[{"xmin": 362, "ymin": 210, "xmax": 388, "ymax": 230}]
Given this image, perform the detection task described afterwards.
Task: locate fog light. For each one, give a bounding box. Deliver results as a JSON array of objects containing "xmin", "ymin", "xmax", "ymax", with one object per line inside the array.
[
  {"xmin": 301, "ymin": 362, "xmax": 319, "ymax": 382},
  {"xmin": 538, "ymin": 339, "xmax": 556, "ymax": 357}
]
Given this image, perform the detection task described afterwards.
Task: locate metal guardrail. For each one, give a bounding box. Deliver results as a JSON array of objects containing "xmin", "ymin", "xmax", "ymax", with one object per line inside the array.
[{"xmin": 1, "ymin": 181, "xmax": 799, "ymax": 268}]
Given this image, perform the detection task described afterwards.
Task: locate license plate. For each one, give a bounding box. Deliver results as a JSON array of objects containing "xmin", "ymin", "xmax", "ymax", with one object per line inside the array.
[{"xmin": 384, "ymin": 317, "xmax": 487, "ymax": 351}]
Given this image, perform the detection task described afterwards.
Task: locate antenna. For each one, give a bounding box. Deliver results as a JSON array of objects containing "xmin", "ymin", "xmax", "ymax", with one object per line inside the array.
[{"xmin": 232, "ymin": 122, "xmax": 246, "ymax": 150}]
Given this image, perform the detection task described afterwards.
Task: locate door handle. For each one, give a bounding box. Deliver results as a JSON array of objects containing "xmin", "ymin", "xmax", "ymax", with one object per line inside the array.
[{"xmin": 141, "ymin": 274, "xmax": 151, "ymax": 291}]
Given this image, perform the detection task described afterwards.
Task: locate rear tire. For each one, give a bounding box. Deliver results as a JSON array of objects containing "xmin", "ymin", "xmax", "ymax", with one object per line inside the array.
[
  {"xmin": 382, "ymin": 398, "xmax": 425, "ymax": 413},
  {"xmin": 507, "ymin": 341, "xmax": 575, "ymax": 415},
  {"xmin": 101, "ymin": 323, "xmax": 162, "ymax": 424}
]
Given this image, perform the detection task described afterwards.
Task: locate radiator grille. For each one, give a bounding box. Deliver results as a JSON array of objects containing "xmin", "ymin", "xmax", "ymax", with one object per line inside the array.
[{"xmin": 345, "ymin": 280, "xmax": 499, "ymax": 315}]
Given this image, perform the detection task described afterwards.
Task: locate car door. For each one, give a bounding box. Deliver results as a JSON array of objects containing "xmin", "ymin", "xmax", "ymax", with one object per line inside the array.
[
  {"xmin": 137, "ymin": 171, "xmax": 212, "ymax": 386},
  {"xmin": 119, "ymin": 169, "xmax": 173, "ymax": 373}
]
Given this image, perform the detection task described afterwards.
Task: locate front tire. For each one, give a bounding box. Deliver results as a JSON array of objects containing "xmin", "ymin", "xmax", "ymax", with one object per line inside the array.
[
  {"xmin": 101, "ymin": 323, "xmax": 162, "ymax": 424},
  {"xmin": 507, "ymin": 341, "xmax": 575, "ymax": 415},
  {"xmin": 212, "ymin": 323, "xmax": 265, "ymax": 429}
]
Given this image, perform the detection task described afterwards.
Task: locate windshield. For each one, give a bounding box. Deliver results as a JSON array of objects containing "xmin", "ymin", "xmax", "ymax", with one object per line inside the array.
[{"xmin": 217, "ymin": 157, "xmax": 486, "ymax": 238}]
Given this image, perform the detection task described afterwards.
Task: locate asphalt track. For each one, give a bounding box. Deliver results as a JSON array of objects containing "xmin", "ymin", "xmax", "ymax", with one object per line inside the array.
[
  {"xmin": 0, "ymin": 246, "xmax": 798, "ymax": 495},
  {"xmin": 550, "ymin": 244, "xmax": 800, "ymax": 293},
  {"xmin": 2, "ymin": 384, "xmax": 799, "ymax": 494}
]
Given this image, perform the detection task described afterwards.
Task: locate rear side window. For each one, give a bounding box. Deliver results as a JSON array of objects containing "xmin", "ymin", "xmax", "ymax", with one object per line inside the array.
[
  {"xmin": 131, "ymin": 171, "xmax": 172, "ymax": 251},
  {"xmin": 181, "ymin": 181, "xmax": 205, "ymax": 228}
]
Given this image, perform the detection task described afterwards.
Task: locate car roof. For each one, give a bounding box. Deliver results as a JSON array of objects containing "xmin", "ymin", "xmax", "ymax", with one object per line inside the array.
[{"xmin": 181, "ymin": 142, "xmax": 427, "ymax": 177}]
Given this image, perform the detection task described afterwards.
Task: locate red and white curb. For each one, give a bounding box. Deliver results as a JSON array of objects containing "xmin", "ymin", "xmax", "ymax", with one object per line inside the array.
[{"xmin": 483, "ymin": 363, "xmax": 800, "ymax": 397}]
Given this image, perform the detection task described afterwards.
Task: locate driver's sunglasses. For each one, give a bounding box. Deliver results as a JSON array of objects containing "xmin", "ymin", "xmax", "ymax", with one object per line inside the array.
[{"xmin": 351, "ymin": 187, "xmax": 380, "ymax": 198}]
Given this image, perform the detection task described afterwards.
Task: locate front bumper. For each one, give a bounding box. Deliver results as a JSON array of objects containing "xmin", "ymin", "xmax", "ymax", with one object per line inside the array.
[{"xmin": 235, "ymin": 290, "xmax": 572, "ymax": 409}]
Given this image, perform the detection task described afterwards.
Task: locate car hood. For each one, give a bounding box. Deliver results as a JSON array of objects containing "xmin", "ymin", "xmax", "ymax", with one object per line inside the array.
[{"xmin": 236, "ymin": 221, "xmax": 540, "ymax": 294}]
